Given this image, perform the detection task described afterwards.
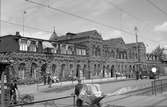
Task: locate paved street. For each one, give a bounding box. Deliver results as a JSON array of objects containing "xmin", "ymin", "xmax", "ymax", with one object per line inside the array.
[{"xmin": 15, "ymin": 76, "xmax": 167, "ymax": 107}]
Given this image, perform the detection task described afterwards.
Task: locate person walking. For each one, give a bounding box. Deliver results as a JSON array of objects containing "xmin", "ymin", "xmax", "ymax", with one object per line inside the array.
[
  {"xmin": 75, "ymin": 79, "xmax": 84, "ymax": 107},
  {"xmin": 9, "ymin": 79, "xmax": 18, "ymax": 104}
]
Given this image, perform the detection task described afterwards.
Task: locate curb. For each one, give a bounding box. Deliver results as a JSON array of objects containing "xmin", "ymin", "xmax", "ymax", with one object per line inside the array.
[{"xmin": 39, "ymin": 77, "xmax": 135, "ymax": 92}]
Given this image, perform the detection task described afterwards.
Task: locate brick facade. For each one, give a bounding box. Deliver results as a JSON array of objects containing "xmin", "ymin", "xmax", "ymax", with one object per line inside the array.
[{"xmin": 0, "ymin": 31, "xmax": 166, "ymax": 82}]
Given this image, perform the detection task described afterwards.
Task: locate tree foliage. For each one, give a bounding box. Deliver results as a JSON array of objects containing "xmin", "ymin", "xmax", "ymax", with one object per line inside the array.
[
  {"xmin": 151, "ymin": 45, "xmax": 166, "ymax": 61},
  {"xmin": 151, "ymin": 45, "xmax": 164, "ymax": 56}
]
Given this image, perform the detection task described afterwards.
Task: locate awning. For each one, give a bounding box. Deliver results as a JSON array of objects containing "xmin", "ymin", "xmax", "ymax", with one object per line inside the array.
[{"xmin": 42, "ymin": 42, "xmax": 55, "ymax": 49}]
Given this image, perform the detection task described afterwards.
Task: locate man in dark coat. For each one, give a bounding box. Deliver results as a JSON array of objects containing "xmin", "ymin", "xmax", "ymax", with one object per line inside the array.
[
  {"xmin": 9, "ymin": 80, "xmax": 18, "ymax": 104},
  {"xmin": 75, "ymin": 79, "xmax": 84, "ymax": 107}
]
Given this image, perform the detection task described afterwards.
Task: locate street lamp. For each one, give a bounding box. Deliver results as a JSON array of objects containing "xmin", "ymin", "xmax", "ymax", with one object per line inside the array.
[
  {"xmin": 152, "ymin": 67, "xmax": 157, "ymax": 73},
  {"xmin": 22, "ymin": 6, "xmax": 38, "ymax": 36},
  {"xmin": 134, "ymin": 26, "xmax": 140, "ymax": 80},
  {"xmin": 152, "ymin": 66, "xmax": 157, "ymax": 80}
]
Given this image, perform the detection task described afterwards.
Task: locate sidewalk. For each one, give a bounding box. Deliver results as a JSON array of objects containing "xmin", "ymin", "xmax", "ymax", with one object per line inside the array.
[
  {"xmin": 15, "ymin": 76, "xmax": 167, "ymax": 107},
  {"xmin": 36, "ymin": 77, "xmax": 130, "ymax": 92},
  {"xmin": 18, "ymin": 77, "xmax": 130, "ymax": 95},
  {"xmin": 102, "ymin": 95, "xmax": 167, "ymax": 107}
]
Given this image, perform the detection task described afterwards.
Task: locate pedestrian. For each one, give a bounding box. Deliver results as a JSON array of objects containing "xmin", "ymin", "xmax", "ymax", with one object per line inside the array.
[
  {"xmin": 139, "ymin": 71, "xmax": 142, "ymax": 80},
  {"xmin": 47, "ymin": 74, "xmax": 52, "ymax": 86},
  {"xmin": 75, "ymin": 79, "xmax": 84, "ymax": 107},
  {"xmin": 43, "ymin": 74, "xmax": 47, "ymax": 85},
  {"xmin": 9, "ymin": 79, "xmax": 18, "ymax": 104},
  {"xmin": 136, "ymin": 71, "xmax": 139, "ymax": 80},
  {"xmin": 115, "ymin": 71, "xmax": 118, "ymax": 79}
]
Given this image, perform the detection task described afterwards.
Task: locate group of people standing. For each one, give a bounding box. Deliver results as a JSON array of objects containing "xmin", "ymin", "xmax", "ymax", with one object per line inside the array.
[{"xmin": 43, "ymin": 73, "xmax": 59, "ymax": 86}]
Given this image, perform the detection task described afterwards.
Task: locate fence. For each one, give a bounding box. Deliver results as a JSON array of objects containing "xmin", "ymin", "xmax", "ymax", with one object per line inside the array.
[
  {"xmin": 8, "ymin": 95, "xmax": 75, "ymax": 107},
  {"xmin": 152, "ymin": 79, "xmax": 167, "ymax": 95}
]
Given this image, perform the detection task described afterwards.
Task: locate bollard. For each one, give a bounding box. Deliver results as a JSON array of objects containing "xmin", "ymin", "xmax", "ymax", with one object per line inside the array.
[
  {"xmin": 154, "ymin": 80, "xmax": 157, "ymax": 96},
  {"xmin": 161, "ymin": 80, "xmax": 163, "ymax": 94},
  {"xmin": 152, "ymin": 81, "xmax": 154, "ymax": 95}
]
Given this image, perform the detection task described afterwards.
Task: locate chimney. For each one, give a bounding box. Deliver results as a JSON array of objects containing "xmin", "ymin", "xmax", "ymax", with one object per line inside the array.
[{"xmin": 16, "ymin": 32, "xmax": 21, "ymax": 36}]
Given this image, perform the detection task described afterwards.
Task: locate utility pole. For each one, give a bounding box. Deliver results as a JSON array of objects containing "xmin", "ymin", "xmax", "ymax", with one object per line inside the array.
[
  {"xmin": 0, "ymin": 0, "xmax": 2, "ymax": 37},
  {"xmin": 23, "ymin": 11, "xmax": 26, "ymax": 36},
  {"xmin": 1, "ymin": 72, "xmax": 5, "ymax": 107}
]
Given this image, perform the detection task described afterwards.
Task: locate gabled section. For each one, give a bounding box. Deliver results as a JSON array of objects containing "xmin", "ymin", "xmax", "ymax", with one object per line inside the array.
[
  {"xmin": 49, "ymin": 28, "xmax": 58, "ymax": 41},
  {"xmin": 126, "ymin": 42, "xmax": 145, "ymax": 48},
  {"xmin": 55, "ymin": 30, "xmax": 103, "ymax": 41},
  {"xmin": 76, "ymin": 30, "xmax": 102, "ymax": 40},
  {"xmin": 103, "ymin": 37, "xmax": 127, "ymax": 49}
]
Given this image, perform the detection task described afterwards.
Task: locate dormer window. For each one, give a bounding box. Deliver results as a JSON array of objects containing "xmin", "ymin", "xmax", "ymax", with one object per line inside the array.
[
  {"xmin": 28, "ymin": 40, "xmax": 37, "ymax": 52},
  {"xmin": 19, "ymin": 39, "xmax": 28, "ymax": 51}
]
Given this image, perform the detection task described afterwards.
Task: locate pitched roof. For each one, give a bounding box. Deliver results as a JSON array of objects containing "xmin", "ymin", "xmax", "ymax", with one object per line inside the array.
[
  {"xmin": 54, "ymin": 30, "xmax": 102, "ymax": 41},
  {"xmin": 76, "ymin": 30, "xmax": 102, "ymax": 39},
  {"xmin": 126, "ymin": 42, "xmax": 145, "ymax": 48},
  {"xmin": 103, "ymin": 37, "xmax": 127, "ymax": 49}
]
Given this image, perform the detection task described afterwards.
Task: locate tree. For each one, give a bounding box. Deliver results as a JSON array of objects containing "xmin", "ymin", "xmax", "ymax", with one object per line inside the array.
[{"xmin": 151, "ymin": 45, "xmax": 165, "ymax": 61}]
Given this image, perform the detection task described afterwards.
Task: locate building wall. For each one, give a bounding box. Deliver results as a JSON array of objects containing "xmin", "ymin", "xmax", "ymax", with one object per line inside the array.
[
  {"xmin": 0, "ymin": 31, "xmax": 166, "ymax": 82},
  {"xmin": 0, "ymin": 36, "xmax": 19, "ymax": 52}
]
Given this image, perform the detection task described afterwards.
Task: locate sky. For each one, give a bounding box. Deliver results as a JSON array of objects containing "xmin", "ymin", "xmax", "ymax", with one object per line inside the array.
[{"xmin": 1, "ymin": 0, "xmax": 167, "ymax": 53}]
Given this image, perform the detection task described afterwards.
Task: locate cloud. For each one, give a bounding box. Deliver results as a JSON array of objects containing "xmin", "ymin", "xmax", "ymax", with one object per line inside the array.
[
  {"xmin": 154, "ymin": 22, "xmax": 167, "ymax": 32},
  {"xmin": 22, "ymin": 32, "xmax": 51, "ymax": 40},
  {"xmin": 102, "ymin": 30, "xmax": 122, "ymax": 40}
]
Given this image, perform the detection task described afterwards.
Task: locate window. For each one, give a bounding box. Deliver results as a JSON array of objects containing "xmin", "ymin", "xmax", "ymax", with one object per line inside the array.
[
  {"xmin": 60, "ymin": 44, "xmax": 67, "ymax": 54},
  {"xmin": 19, "ymin": 39, "xmax": 28, "ymax": 51},
  {"xmin": 76, "ymin": 49, "xmax": 82, "ymax": 55},
  {"xmin": 28, "ymin": 41, "xmax": 37, "ymax": 52},
  {"xmin": 81, "ymin": 49, "xmax": 86, "ymax": 55},
  {"xmin": 76, "ymin": 48, "xmax": 86, "ymax": 55}
]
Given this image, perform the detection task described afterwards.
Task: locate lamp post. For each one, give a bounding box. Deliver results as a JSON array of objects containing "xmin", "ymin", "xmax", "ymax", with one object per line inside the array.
[
  {"xmin": 152, "ymin": 66, "xmax": 157, "ymax": 79},
  {"xmin": 23, "ymin": 11, "xmax": 27, "ymax": 36},
  {"xmin": 134, "ymin": 26, "xmax": 140, "ymax": 80},
  {"xmin": 22, "ymin": 6, "xmax": 37, "ymax": 36}
]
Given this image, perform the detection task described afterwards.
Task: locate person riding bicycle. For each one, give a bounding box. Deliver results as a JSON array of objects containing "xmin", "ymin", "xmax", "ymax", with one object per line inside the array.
[{"xmin": 9, "ymin": 79, "xmax": 18, "ymax": 104}]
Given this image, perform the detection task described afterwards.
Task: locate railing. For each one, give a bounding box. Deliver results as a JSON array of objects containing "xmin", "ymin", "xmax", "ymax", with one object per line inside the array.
[
  {"xmin": 8, "ymin": 95, "xmax": 75, "ymax": 107},
  {"xmin": 152, "ymin": 79, "xmax": 167, "ymax": 95}
]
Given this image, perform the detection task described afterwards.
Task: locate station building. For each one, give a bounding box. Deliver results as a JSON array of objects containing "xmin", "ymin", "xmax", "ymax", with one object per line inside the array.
[{"xmin": 0, "ymin": 30, "xmax": 165, "ymax": 82}]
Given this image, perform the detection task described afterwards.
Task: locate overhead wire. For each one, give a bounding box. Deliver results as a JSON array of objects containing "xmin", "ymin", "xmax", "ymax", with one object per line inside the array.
[
  {"xmin": 2, "ymin": 0, "xmax": 164, "ymax": 46},
  {"xmin": 146, "ymin": 0, "xmax": 167, "ymax": 16},
  {"xmin": 25, "ymin": 0, "xmax": 167, "ymax": 47},
  {"xmin": 25, "ymin": 0, "xmax": 135, "ymax": 36},
  {"xmin": 102, "ymin": 0, "xmax": 166, "ymax": 45},
  {"xmin": 0, "ymin": 19, "xmax": 52, "ymax": 33},
  {"xmin": 101, "ymin": 0, "xmax": 160, "ymax": 44},
  {"xmin": 102, "ymin": 0, "xmax": 144, "ymax": 22}
]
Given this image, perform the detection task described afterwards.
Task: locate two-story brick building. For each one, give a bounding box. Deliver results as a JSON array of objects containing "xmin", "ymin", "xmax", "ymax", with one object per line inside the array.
[{"xmin": 0, "ymin": 30, "xmax": 165, "ymax": 82}]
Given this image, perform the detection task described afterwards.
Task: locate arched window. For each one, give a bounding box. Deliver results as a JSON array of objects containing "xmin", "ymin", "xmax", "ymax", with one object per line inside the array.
[
  {"xmin": 83, "ymin": 64, "xmax": 87, "ymax": 78},
  {"xmin": 92, "ymin": 45, "xmax": 96, "ymax": 56},
  {"xmin": 60, "ymin": 64, "xmax": 66, "ymax": 80},
  {"xmin": 51, "ymin": 64, "xmax": 56, "ymax": 75},
  {"xmin": 111, "ymin": 50, "xmax": 115, "ymax": 58},
  {"xmin": 18, "ymin": 63, "xmax": 26, "ymax": 79},
  {"xmin": 41, "ymin": 63, "xmax": 47, "ymax": 76},
  {"xmin": 30, "ymin": 63, "xmax": 38, "ymax": 79}
]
